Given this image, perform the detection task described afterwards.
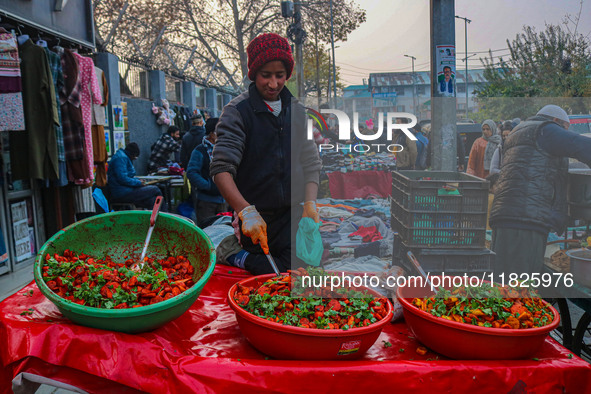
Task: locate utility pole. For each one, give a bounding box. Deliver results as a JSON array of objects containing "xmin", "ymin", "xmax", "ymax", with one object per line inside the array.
[
  {"xmin": 430, "ymin": 0, "xmax": 457, "ymax": 171},
  {"xmin": 314, "ymin": 32, "xmax": 321, "ymax": 108},
  {"xmin": 404, "ymin": 54, "xmax": 416, "ymax": 115},
  {"xmin": 455, "ymin": 15, "xmax": 471, "ymax": 120},
  {"xmin": 327, "ymin": 48, "xmax": 331, "ymax": 102},
  {"xmin": 330, "ymin": 0, "xmax": 337, "ymax": 106},
  {"xmin": 283, "ymin": 1, "xmax": 306, "ymax": 97},
  {"xmin": 294, "ymin": 2, "xmax": 305, "ymax": 98}
]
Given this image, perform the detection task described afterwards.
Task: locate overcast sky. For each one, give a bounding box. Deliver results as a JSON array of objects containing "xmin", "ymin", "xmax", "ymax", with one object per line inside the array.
[{"xmin": 333, "ymin": 0, "xmax": 591, "ymax": 85}]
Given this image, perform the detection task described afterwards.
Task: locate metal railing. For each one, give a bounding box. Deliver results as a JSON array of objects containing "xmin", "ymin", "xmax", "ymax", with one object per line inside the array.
[
  {"xmin": 165, "ymin": 75, "xmax": 183, "ymax": 104},
  {"xmin": 118, "ymin": 60, "xmax": 150, "ymax": 99}
]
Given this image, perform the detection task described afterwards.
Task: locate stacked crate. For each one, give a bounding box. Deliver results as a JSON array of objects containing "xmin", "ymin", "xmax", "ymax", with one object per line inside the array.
[{"xmin": 391, "ymin": 170, "xmax": 495, "ymax": 276}]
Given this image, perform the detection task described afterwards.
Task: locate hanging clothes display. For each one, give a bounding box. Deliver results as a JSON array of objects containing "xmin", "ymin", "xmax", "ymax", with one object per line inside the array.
[
  {"xmin": 174, "ymin": 106, "xmax": 185, "ymax": 131},
  {"xmin": 0, "ymin": 31, "xmax": 25, "ymax": 132},
  {"xmin": 0, "ymin": 32, "xmax": 25, "ymax": 132},
  {"xmin": 72, "ymin": 52, "xmax": 102, "ymax": 187},
  {"xmin": 60, "ymin": 48, "xmax": 87, "ymax": 183},
  {"xmin": 181, "ymin": 107, "xmax": 192, "ymax": 131},
  {"xmin": 9, "ymin": 39, "xmax": 59, "ymax": 181},
  {"xmin": 44, "ymin": 47, "xmax": 68, "ymax": 187},
  {"xmin": 91, "ymin": 66, "xmax": 109, "ymax": 187}
]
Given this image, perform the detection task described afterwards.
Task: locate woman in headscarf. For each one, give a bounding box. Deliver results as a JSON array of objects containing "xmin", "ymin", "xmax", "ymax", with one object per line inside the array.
[{"xmin": 466, "ymin": 119, "xmax": 502, "ymax": 179}]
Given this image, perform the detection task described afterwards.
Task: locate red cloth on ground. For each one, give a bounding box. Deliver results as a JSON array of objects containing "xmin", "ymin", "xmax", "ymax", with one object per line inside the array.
[
  {"xmin": 348, "ymin": 225, "xmax": 383, "ymax": 242},
  {"xmin": 1, "ymin": 266, "xmax": 590, "ymax": 393},
  {"xmin": 328, "ymin": 170, "xmax": 392, "ymax": 199}
]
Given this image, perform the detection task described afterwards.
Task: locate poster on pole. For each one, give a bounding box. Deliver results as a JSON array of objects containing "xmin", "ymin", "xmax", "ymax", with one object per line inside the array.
[{"xmin": 436, "ymin": 45, "xmax": 456, "ymax": 97}]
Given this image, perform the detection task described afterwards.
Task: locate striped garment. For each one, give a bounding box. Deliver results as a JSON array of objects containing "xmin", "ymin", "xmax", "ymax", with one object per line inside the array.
[
  {"xmin": 0, "ymin": 32, "xmax": 24, "ymax": 132},
  {"xmin": 45, "ymin": 48, "xmax": 65, "ymax": 161},
  {"xmin": 147, "ymin": 133, "xmax": 181, "ymax": 172}
]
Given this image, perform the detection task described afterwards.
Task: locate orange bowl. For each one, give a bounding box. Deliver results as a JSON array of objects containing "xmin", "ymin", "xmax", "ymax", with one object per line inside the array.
[
  {"xmin": 396, "ymin": 278, "xmax": 560, "ymax": 360},
  {"xmin": 228, "ymin": 273, "xmax": 393, "ymax": 360}
]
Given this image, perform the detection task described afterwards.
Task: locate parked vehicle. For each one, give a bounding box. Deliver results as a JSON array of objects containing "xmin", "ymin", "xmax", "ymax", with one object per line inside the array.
[{"xmin": 569, "ymin": 115, "xmax": 591, "ymax": 135}]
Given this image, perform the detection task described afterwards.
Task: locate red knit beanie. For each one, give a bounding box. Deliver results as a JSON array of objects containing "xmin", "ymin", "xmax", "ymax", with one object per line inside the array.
[{"xmin": 247, "ymin": 33, "xmax": 294, "ymax": 81}]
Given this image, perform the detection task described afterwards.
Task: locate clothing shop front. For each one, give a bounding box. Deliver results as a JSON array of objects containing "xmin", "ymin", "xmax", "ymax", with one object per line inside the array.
[{"xmin": 0, "ymin": 1, "xmax": 101, "ymax": 275}]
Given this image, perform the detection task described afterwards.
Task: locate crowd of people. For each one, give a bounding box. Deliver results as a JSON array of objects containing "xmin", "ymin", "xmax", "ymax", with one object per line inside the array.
[
  {"xmin": 105, "ymin": 110, "xmax": 218, "ymax": 215},
  {"xmin": 487, "ymin": 105, "xmax": 591, "ymax": 277},
  {"xmin": 457, "ymin": 106, "xmax": 591, "ymax": 277}
]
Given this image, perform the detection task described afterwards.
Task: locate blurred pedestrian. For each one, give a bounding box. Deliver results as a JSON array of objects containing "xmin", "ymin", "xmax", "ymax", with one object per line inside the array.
[
  {"xmin": 491, "ymin": 104, "xmax": 591, "ymax": 277},
  {"xmin": 466, "ymin": 119, "xmax": 502, "ymax": 179},
  {"xmin": 147, "ymin": 125, "xmax": 181, "ymax": 173},
  {"xmin": 107, "ymin": 142, "xmax": 166, "ymax": 211},
  {"xmin": 489, "ymin": 120, "xmax": 514, "ymax": 176},
  {"xmin": 180, "ymin": 114, "xmax": 205, "ymax": 169},
  {"xmin": 186, "ymin": 117, "xmax": 227, "ymax": 226}
]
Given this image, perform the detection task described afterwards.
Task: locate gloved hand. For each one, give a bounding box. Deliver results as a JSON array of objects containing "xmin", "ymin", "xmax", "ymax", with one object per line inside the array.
[
  {"xmin": 238, "ymin": 205, "xmax": 269, "ymax": 254},
  {"xmin": 302, "ymin": 201, "xmax": 320, "ymax": 223}
]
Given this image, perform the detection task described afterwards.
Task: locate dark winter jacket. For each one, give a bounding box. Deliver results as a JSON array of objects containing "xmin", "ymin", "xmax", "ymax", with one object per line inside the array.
[
  {"xmin": 187, "ymin": 144, "xmax": 223, "ymax": 203},
  {"xmin": 490, "ymin": 116, "xmax": 591, "ymax": 233},
  {"xmin": 107, "ymin": 148, "xmax": 142, "ymax": 199},
  {"xmin": 180, "ymin": 125, "xmax": 205, "ymax": 169},
  {"xmin": 210, "ymin": 83, "xmax": 321, "ymax": 211}
]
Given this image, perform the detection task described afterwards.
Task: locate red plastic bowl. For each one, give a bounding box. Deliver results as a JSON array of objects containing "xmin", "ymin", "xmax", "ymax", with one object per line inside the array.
[
  {"xmin": 228, "ymin": 273, "xmax": 394, "ymax": 360},
  {"xmin": 397, "ymin": 278, "xmax": 560, "ymax": 360}
]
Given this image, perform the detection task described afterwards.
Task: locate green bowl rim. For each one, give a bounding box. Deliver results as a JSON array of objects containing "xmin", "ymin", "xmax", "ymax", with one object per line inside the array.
[{"xmin": 33, "ymin": 211, "xmax": 216, "ymax": 317}]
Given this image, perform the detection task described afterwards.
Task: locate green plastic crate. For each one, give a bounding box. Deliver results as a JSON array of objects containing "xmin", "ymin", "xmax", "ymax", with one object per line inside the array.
[
  {"xmin": 391, "ymin": 170, "xmax": 489, "ymax": 213},
  {"xmin": 393, "ymin": 234, "xmax": 495, "ymax": 275},
  {"xmin": 391, "ymin": 170, "xmax": 489, "ymax": 248},
  {"xmin": 391, "ymin": 200, "xmax": 487, "ymax": 248}
]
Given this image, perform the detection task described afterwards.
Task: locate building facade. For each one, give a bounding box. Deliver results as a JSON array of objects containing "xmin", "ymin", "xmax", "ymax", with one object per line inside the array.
[{"xmin": 355, "ymin": 69, "xmax": 488, "ymax": 122}]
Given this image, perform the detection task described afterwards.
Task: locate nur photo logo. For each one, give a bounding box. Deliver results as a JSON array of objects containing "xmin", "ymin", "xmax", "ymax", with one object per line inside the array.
[{"xmin": 306, "ymin": 109, "xmax": 418, "ymax": 153}]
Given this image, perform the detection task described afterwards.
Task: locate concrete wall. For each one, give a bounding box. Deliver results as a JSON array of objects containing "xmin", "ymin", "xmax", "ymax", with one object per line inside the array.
[
  {"xmin": 205, "ymin": 88, "xmax": 219, "ymax": 116},
  {"xmin": 124, "ymin": 98, "xmax": 167, "ymax": 175}
]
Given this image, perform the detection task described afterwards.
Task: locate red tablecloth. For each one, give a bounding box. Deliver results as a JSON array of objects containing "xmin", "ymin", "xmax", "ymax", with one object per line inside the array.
[
  {"xmin": 1, "ymin": 265, "xmax": 590, "ymax": 393},
  {"xmin": 328, "ymin": 170, "xmax": 392, "ymax": 199}
]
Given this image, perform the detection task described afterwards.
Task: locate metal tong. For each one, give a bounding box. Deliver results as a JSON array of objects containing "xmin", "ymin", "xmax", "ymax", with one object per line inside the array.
[
  {"xmin": 406, "ymin": 251, "xmax": 433, "ymax": 289},
  {"xmin": 264, "ymin": 253, "xmax": 281, "ymax": 277},
  {"xmin": 132, "ymin": 196, "xmax": 163, "ymax": 272}
]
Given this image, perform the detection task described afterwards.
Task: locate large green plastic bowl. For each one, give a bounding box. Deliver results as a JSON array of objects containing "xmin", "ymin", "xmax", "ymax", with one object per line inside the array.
[{"xmin": 33, "ymin": 211, "xmax": 216, "ymax": 333}]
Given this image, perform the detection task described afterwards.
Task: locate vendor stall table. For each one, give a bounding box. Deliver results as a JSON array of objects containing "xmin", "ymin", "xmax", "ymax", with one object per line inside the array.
[
  {"xmin": 136, "ymin": 175, "xmax": 174, "ymax": 210},
  {"xmin": 327, "ymin": 170, "xmax": 392, "ymax": 199},
  {"xmin": 1, "ymin": 266, "xmax": 590, "ymax": 393}
]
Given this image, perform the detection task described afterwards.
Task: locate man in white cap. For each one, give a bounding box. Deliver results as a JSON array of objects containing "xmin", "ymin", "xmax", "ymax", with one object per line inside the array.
[{"xmin": 490, "ymin": 104, "xmax": 591, "ymax": 279}]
